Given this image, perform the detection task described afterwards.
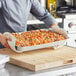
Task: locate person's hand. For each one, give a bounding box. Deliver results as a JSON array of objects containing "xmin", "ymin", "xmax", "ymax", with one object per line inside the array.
[
  {"xmin": 51, "ymin": 24, "xmax": 67, "ymax": 49},
  {"xmin": 51, "ymin": 24, "xmax": 67, "ymax": 37},
  {"xmin": 0, "ymin": 33, "xmax": 11, "ymax": 48}
]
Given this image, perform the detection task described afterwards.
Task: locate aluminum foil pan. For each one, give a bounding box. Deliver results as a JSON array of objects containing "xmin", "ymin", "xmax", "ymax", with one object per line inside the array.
[{"xmin": 4, "ymin": 29, "xmax": 68, "ymax": 53}]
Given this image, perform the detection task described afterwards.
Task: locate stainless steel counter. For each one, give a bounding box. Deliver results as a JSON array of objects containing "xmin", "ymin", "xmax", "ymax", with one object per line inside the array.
[{"xmin": 0, "ymin": 63, "xmax": 76, "ymax": 76}]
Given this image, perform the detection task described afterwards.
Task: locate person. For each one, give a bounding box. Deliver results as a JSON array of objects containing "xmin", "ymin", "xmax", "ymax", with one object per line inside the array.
[{"xmin": 0, "ymin": 0, "xmax": 67, "ymax": 49}]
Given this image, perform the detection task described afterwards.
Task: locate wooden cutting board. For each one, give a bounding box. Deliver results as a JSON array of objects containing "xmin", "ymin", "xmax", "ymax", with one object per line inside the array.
[{"xmin": 0, "ymin": 46, "xmax": 76, "ymax": 71}]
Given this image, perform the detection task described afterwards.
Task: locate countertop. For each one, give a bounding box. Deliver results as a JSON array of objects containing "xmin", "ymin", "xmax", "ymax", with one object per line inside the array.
[{"xmin": 0, "ymin": 63, "xmax": 76, "ymax": 76}]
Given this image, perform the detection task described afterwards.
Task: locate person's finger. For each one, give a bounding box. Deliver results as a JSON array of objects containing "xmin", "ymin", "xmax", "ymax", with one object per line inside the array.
[
  {"xmin": 3, "ymin": 42, "xmax": 10, "ymax": 49},
  {"xmin": 60, "ymin": 29, "xmax": 67, "ymax": 36},
  {"xmin": 53, "ymin": 28, "xmax": 68, "ymax": 38},
  {"xmin": 59, "ymin": 30, "xmax": 68, "ymax": 38},
  {"xmin": 4, "ymin": 34, "xmax": 11, "ymax": 41},
  {"xmin": 0, "ymin": 34, "xmax": 11, "ymax": 48},
  {"xmin": 3, "ymin": 37, "xmax": 11, "ymax": 48},
  {"xmin": 5, "ymin": 44, "xmax": 10, "ymax": 49}
]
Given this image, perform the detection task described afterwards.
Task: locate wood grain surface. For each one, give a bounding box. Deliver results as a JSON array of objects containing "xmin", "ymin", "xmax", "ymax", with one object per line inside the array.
[{"xmin": 0, "ymin": 46, "xmax": 76, "ymax": 71}]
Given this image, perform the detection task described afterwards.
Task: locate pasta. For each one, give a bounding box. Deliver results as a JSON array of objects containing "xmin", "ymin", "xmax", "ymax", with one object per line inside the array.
[{"xmin": 12, "ymin": 29, "xmax": 66, "ymax": 47}]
